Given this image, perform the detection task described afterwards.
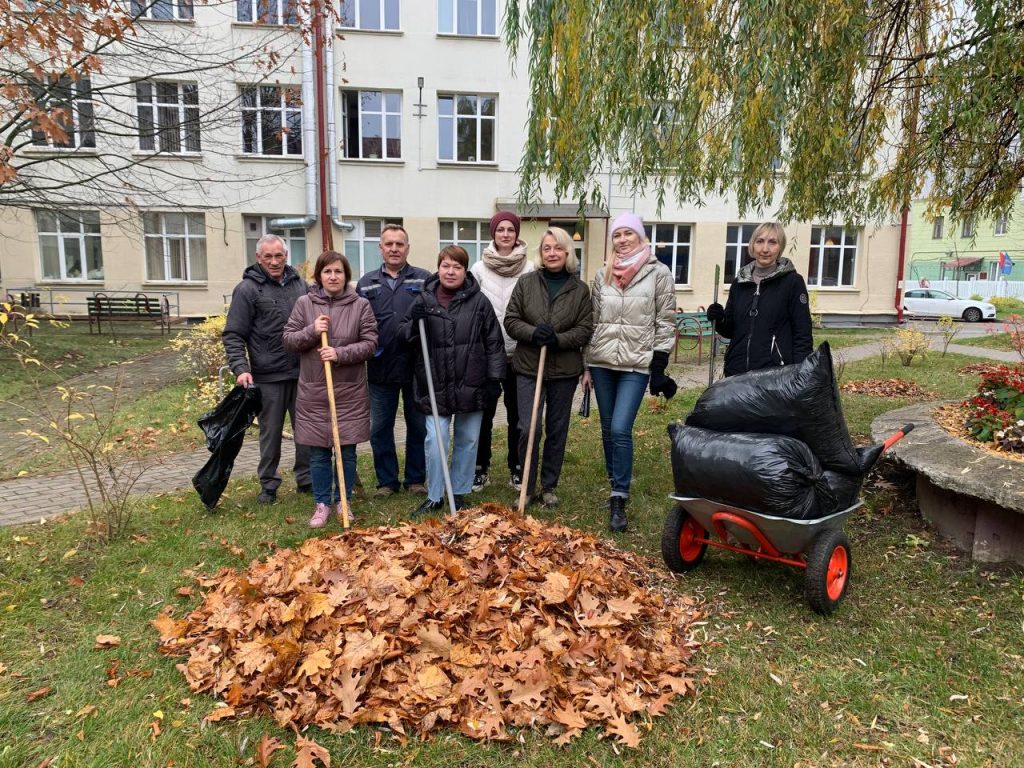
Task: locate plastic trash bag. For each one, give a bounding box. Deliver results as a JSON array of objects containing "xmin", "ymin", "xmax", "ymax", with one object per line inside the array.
[
  {"xmin": 685, "ymin": 342, "xmax": 860, "ymax": 476},
  {"xmin": 192, "ymin": 385, "xmax": 261, "ymax": 510},
  {"xmin": 669, "ymin": 423, "xmax": 837, "ymax": 520}
]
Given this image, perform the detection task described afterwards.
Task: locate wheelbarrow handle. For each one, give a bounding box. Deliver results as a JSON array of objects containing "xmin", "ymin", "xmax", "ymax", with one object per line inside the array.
[{"xmin": 882, "ymin": 423, "xmax": 915, "ymax": 452}]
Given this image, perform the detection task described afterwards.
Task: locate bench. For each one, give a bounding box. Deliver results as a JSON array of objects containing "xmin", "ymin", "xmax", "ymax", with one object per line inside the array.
[
  {"xmin": 674, "ymin": 309, "xmax": 716, "ymax": 363},
  {"xmin": 87, "ymin": 293, "xmax": 170, "ymax": 335}
]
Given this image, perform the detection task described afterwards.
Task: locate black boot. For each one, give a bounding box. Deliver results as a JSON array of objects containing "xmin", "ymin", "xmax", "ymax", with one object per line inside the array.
[
  {"xmin": 413, "ymin": 498, "xmax": 444, "ymax": 519},
  {"xmin": 609, "ymin": 496, "xmax": 628, "ymax": 532}
]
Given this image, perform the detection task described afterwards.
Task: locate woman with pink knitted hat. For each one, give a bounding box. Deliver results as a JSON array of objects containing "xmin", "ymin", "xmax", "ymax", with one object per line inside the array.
[
  {"xmin": 583, "ymin": 212, "xmax": 677, "ymax": 532},
  {"xmin": 469, "ymin": 211, "xmax": 535, "ymax": 492}
]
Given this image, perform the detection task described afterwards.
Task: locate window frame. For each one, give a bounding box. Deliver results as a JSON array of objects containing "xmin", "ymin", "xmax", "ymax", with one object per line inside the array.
[
  {"xmin": 960, "ymin": 217, "xmax": 976, "ymax": 238},
  {"xmin": 35, "ymin": 210, "xmax": 104, "ymax": 281},
  {"xmin": 235, "ymin": 0, "xmax": 298, "ymax": 25},
  {"xmin": 143, "ymin": 211, "xmax": 207, "ymax": 283},
  {"xmin": 645, "ymin": 222, "xmax": 692, "ymax": 287},
  {"xmin": 131, "ymin": 0, "xmax": 194, "ymax": 21},
  {"xmin": 724, "ymin": 223, "xmax": 757, "ymax": 283},
  {"xmin": 931, "ymin": 216, "xmax": 944, "ymax": 240},
  {"xmin": 437, "ymin": 93, "xmax": 496, "ymax": 164},
  {"xmin": 994, "ymin": 214, "xmax": 1008, "ymax": 236},
  {"xmin": 339, "ymin": 0, "xmax": 400, "ymax": 30},
  {"xmin": 243, "ymin": 215, "xmax": 306, "ymax": 266},
  {"xmin": 29, "ymin": 76, "xmax": 95, "ymax": 150},
  {"xmin": 136, "ymin": 81, "xmax": 201, "ymax": 153},
  {"xmin": 807, "ymin": 226, "xmax": 858, "ymax": 289},
  {"xmin": 437, "ymin": 0, "xmax": 496, "ymax": 36},
  {"xmin": 343, "ymin": 217, "xmax": 404, "ymax": 278},
  {"xmin": 341, "ymin": 89, "xmax": 402, "ymax": 160},
  {"xmin": 438, "ymin": 219, "xmax": 488, "ymax": 267},
  {"xmin": 240, "ymin": 85, "xmax": 303, "ymax": 156}
]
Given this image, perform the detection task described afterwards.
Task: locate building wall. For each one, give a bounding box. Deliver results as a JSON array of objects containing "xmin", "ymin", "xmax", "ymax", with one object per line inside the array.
[{"xmin": 1, "ymin": 0, "xmax": 904, "ymax": 322}]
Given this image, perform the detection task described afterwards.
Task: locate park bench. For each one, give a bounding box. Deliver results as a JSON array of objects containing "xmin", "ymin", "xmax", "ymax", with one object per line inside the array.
[
  {"xmin": 87, "ymin": 292, "xmax": 170, "ymax": 335},
  {"xmin": 674, "ymin": 309, "xmax": 718, "ymax": 363}
]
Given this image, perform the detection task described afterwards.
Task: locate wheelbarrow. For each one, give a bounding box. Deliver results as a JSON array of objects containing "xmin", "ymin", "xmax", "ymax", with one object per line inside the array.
[{"xmin": 661, "ymin": 424, "xmax": 914, "ymax": 615}]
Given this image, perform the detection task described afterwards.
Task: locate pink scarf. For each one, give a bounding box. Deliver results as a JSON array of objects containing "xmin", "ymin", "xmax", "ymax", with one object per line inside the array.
[{"xmin": 611, "ymin": 245, "xmax": 651, "ymax": 289}]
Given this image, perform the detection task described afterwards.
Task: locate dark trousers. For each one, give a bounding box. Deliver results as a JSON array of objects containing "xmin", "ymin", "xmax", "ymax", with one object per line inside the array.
[
  {"xmin": 516, "ymin": 375, "xmax": 577, "ymax": 496},
  {"xmin": 257, "ymin": 379, "xmax": 311, "ymax": 493},
  {"xmin": 476, "ymin": 361, "xmax": 521, "ymax": 475},
  {"xmin": 369, "ymin": 381, "xmax": 427, "ymax": 490}
]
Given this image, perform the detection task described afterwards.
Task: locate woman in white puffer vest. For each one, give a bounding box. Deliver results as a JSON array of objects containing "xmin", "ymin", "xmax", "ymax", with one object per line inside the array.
[{"xmin": 469, "ymin": 212, "xmax": 536, "ymax": 492}]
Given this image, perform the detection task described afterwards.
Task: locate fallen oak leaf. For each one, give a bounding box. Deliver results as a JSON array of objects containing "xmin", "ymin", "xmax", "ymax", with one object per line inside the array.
[
  {"xmin": 75, "ymin": 704, "xmax": 98, "ymax": 718},
  {"xmin": 256, "ymin": 733, "xmax": 285, "ymax": 768},
  {"xmin": 605, "ymin": 712, "xmax": 641, "ymax": 748},
  {"xmin": 292, "ymin": 734, "xmax": 330, "ymax": 768},
  {"xmin": 204, "ymin": 705, "xmax": 236, "ymax": 723},
  {"xmin": 94, "ymin": 634, "xmax": 121, "ymax": 649},
  {"xmin": 415, "ymin": 665, "xmax": 452, "ymax": 701},
  {"xmin": 26, "ymin": 686, "xmax": 53, "ymax": 702}
]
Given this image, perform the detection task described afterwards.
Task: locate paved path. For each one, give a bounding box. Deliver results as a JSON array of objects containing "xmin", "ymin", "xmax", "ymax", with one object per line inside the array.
[{"xmin": 1, "ymin": 325, "xmax": 1020, "ymax": 528}]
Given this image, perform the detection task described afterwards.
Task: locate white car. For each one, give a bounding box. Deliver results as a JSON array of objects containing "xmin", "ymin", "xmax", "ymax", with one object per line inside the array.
[{"xmin": 902, "ymin": 289, "xmax": 996, "ymax": 322}]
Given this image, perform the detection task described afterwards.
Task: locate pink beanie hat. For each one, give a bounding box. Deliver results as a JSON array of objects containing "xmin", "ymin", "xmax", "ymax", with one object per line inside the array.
[
  {"xmin": 610, "ymin": 212, "xmax": 645, "ymax": 241},
  {"xmin": 489, "ymin": 211, "xmax": 521, "ymax": 240}
]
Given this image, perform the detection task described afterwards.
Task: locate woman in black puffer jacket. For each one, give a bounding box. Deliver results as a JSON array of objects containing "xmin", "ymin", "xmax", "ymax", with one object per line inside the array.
[{"xmin": 706, "ymin": 222, "xmax": 813, "ymax": 377}]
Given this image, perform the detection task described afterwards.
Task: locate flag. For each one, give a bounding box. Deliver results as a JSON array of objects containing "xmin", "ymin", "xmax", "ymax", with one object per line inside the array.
[{"xmin": 999, "ymin": 251, "xmax": 1015, "ymax": 275}]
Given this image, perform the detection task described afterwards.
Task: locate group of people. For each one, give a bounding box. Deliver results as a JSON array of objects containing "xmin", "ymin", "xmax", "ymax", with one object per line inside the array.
[{"xmin": 223, "ymin": 215, "xmax": 813, "ymax": 533}]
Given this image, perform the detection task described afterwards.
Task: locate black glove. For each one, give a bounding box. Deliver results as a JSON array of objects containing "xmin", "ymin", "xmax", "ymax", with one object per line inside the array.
[
  {"xmin": 651, "ymin": 375, "xmax": 678, "ymax": 400},
  {"xmin": 485, "ymin": 379, "xmax": 502, "ymax": 402},
  {"xmin": 649, "ymin": 350, "xmax": 669, "ymax": 378},
  {"xmin": 531, "ymin": 323, "xmax": 558, "ymax": 347},
  {"xmin": 705, "ymin": 302, "xmax": 725, "ymax": 324},
  {"xmin": 409, "ymin": 301, "xmax": 428, "ymax": 323}
]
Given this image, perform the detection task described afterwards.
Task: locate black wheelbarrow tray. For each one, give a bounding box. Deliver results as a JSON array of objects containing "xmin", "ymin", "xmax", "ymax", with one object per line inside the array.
[{"xmin": 661, "ymin": 423, "xmax": 914, "ymax": 615}]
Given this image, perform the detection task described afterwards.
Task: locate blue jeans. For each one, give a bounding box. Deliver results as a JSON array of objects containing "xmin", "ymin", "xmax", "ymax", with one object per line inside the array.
[
  {"xmin": 589, "ymin": 367, "xmax": 649, "ymax": 496},
  {"xmin": 309, "ymin": 444, "xmax": 357, "ymax": 505},
  {"xmin": 369, "ymin": 381, "xmax": 426, "ymax": 490},
  {"xmin": 424, "ymin": 411, "xmax": 483, "ymax": 502}
]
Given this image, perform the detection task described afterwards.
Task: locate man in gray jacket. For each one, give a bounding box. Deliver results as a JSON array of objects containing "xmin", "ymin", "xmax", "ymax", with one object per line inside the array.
[{"xmin": 222, "ymin": 234, "xmax": 311, "ymax": 503}]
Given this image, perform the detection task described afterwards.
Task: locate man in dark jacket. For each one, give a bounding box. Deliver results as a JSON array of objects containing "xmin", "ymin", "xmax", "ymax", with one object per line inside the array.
[
  {"xmin": 400, "ymin": 246, "xmax": 506, "ymax": 516},
  {"xmin": 356, "ymin": 224, "xmax": 431, "ymax": 497},
  {"xmin": 222, "ymin": 234, "xmax": 311, "ymax": 503}
]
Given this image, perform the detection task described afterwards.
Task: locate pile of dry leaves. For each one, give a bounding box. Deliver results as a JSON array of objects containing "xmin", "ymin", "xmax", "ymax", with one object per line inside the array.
[
  {"xmin": 840, "ymin": 379, "xmax": 932, "ymax": 398},
  {"xmin": 155, "ymin": 505, "xmax": 703, "ymax": 747}
]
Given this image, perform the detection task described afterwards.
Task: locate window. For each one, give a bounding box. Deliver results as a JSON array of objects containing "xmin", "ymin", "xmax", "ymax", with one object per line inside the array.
[
  {"xmin": 994, "ymin": 215, "xmax": 1008, "ymax": 236},
  {"xmin": 236, "ymin": 0, "xmax": 297, "ymax": 24},
  {"xmin": 136, "ymin": 82, "xmax": 200, "ymax": 153},
  {"xmin": 30, "ymin": 76, "xmax": 95, "ymax": 149},
  {"xmin": 340, "ymin": 0, "xmax": 399, "ymax": 30},
  {"xmin": 343, "ymin": 217, "xmax": 403, "ymax": 277},
  {"xmin": 724, "ymin": 223, "xmax": 757, "ymax": 283},
  {"xmin": 132, "ymin": 0, "xmax": 194, "ymax": 20},
  {"xmin": 143, "ymin": 212, "xmax": 207, "ymax": 282},
  {"xmin": 341, "ymin": 90, "xmax": 401, "ymax": 159},
  {"xmin": 438, "ymin": 0, "xmax": 495, "ymax": 35},
  {"xmin": 36, "ymin": 210, "xmax": 103, "ymax": 281},
  {"xmin": 438, "ymin": 219, "xmax": 488, "ymax": 266},
  {"xmin": 244, "ymin": 215, "xmax": 306, "ymax": 266},
  {"xmin": 931, "ymin": 216, "xmax": 944, "ymax": 239},
  {"xmin": 645, "ymin": 223, "xmax": 691, "ymax": 285},
  {"xmin": 961, "ymin": 217, "xmax": 975, "ymax": 238},
  {"xmin": 438, "ymin": 94, "xmax": 495, "ymax": 163},
  {"xmin": 807, "ymin": 226, "xmax": 858, "ymax": 288},
  {"xmin": 241, "ymin": 86, "xmax": 302, "ymax": 156}
]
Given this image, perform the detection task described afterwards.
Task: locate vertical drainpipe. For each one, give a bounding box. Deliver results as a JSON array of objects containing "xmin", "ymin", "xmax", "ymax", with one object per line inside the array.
[
  {"xmin": 894, "ymin": 206, "xmax": 909, "ymax": 323},
  {"xmin": 312, "ymin": 0, "xmax": 333, "ymax": 251}
]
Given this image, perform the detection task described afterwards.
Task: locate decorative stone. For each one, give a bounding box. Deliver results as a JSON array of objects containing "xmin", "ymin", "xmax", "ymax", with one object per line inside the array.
[{"xmin": 872, "ymin": 402, "xmax": 1024, "ymax": 566}]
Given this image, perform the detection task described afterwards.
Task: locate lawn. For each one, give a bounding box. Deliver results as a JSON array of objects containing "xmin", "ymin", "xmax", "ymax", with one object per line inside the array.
[
  {"xmin": 960, "ymin": 331, "xmax": 1022, "ymax": 356},
  {"xmin": 2, "ymin": 348, "xmax": 1022, "ymax": 767}
]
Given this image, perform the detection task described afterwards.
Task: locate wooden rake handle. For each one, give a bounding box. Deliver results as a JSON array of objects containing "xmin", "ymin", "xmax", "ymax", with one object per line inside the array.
[{"xmin": 322, "ymin": 330, "xmax": 350, "ymax": 529}]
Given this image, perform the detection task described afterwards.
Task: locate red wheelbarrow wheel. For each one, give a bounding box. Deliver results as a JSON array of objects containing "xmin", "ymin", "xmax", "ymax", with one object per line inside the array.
[
  {"xmin": 804, "ymin": 528, "xmax": 852, "ymax": 615},
  {"xmin": 662, "ymin": 503, "xmax": 708, "ymax": 572}
]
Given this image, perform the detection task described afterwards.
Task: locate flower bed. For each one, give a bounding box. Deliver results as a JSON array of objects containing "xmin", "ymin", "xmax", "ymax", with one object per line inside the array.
[{"xmin": 963, "ymin": 364, "xmax": 1024, "ymax": 453}]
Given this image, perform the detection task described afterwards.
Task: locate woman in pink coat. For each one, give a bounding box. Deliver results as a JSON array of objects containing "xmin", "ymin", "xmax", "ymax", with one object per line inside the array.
[{"xmin": 283, "ymin": 251, "xmax": 378, "ymax": 528}]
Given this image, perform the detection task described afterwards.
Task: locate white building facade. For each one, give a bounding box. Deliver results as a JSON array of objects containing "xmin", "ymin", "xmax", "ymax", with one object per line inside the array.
[{"xmin": 0, "ymin": 0, "xmax": 903, "ymax": 322}]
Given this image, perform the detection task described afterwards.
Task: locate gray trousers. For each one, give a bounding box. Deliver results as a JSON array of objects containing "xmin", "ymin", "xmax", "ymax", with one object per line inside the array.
[
  {"xmin": 257, "ymin": 379, "xmax": 311, "ymax": 492},
  {"xmin": 516, "ymin": 375, "xmax": 577, "ymax": 496}
]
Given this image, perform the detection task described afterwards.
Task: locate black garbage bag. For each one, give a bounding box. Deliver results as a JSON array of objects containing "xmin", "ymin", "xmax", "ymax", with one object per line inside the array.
[
  {"xmin": 192, "ymin": 385, "xmax": 261, "ymax": 510},
  {"xmin": 669, "ymin": 423, "xmax": 837, "ymax": 520},
  {"xmin": 685, "ymin": 342, "xmax": 860, "ymax": 476},
  {"xmin": 822, "ymin": 470, "xmax": 861, "ymax": 511}
]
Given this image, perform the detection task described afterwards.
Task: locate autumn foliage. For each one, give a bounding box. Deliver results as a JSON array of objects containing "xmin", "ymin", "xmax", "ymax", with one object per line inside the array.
[{"xmin": 155, "ymin": 506, "xmax": 704, "ymax": 747}]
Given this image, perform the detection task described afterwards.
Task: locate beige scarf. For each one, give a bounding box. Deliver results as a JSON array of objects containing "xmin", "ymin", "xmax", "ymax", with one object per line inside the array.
[
  {"xmin": 481, "ymin": 240, "xmax": 529, "ymax": 277},
  {"xmin": 611, "ymin": 245, "xmax": 652, "ymax": 289}
]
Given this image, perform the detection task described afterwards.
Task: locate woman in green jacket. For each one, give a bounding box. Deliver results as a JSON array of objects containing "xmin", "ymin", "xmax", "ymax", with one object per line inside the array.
[{"xmin": 504, "ymin": 227, "xmax": 594, "ymax": 508}]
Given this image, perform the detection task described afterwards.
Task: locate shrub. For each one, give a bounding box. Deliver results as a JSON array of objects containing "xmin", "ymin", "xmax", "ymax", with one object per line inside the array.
[
  {"xmin": 987, "ymin": 296, "xmax": 1024, "ymax": 315},
  {"xmin": 808, "ymin": 290, "xmax": 823, "ymax": 329},
  {"xmin": 1005, "ymin": 314, "xmax": 1024, "ymax": 360},
  {"xmin": 964, "ymin": 365, "xmax": 1024, "ymax": 452},
  {"xmin": 936, "ymin": 315, "xmax": 960, "ymax": 356},
  {"xmin": 170, "ymin": 315, "xmax": 227, "ymax": 408},
  {"xmin": 969, "ymin": 293, "xmax": 984, "ymax": 302},
  {"xmin": 882, "ymin": 327, "xmax": 929, "ymax": 366}
]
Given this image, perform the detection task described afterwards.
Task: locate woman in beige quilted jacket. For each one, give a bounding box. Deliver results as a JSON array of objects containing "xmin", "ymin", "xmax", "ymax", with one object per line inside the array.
[{"xmin": 583, "ymin": 213, "xmax": 677, "ymax": 532}]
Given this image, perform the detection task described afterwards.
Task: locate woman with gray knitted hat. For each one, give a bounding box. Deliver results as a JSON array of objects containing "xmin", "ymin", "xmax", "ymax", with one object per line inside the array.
[
  {"xmin": 469, "ymin": 211, "xmax": 535, "ymax": 492},
  {"xmin": 583, "ymin": 212, "xmax": 677, "ymax": 533}
]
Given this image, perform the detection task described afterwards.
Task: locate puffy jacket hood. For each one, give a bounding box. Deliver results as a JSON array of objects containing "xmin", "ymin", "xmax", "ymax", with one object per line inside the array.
[
  {"xmin": 733, "ymin": 256, "xmax": 797, "ymax": 285},
  {"xmin": 308, "ymin": 283, "xmax": 360, "ymax": 307},
  {"xmin": 241, "ymin": 262, "xmax": 303, "ymax": 287}
]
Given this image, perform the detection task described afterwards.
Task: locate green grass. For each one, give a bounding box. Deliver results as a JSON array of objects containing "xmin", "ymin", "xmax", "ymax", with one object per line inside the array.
[
  {"xmin": 0, "ymin": 320, "xmax": 170, "ymax": 401},
  {"xmin": 816, "ymin": 327, "xmax": 890, "ymax": 350},
  {"xmin": 958, "ymin": 331, "xmax": 1022, "ymax": 356},
  {"xmin": 2, "ymin": 353, "xmax": 1023, "ymax": 766}
]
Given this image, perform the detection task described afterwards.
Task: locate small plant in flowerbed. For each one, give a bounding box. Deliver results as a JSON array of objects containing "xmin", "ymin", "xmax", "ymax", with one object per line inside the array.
[{"xmin": 963, "ymin": 364, "xmax": 1024, "ymax": 452}]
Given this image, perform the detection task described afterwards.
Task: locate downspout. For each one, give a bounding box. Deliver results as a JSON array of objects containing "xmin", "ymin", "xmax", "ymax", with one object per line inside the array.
[
  {"xmin": 325, "ymin": 23, "xmax": 353, "ymax": 234},
  {"xmin": 313, "ymin": 0, "xmax": 332, "ymax": 250},
  {"xmin": 269, "ymin": 8, "xmax": 317, "ymax": 232},
  {"xmin": 894, "ymin": 206, "xmax": 909, "ymax": 323}
]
